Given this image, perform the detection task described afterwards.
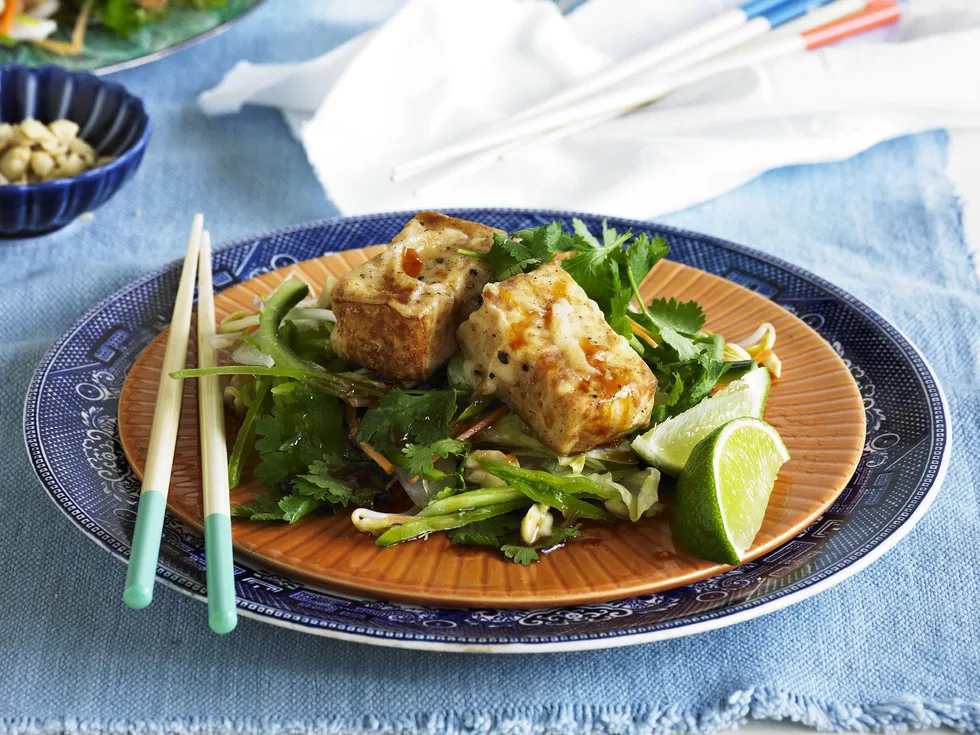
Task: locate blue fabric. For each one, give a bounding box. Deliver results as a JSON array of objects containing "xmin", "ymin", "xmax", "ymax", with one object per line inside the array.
[{"xmin": 1, "ymin": 1, "xmax": 979, "ymax": 732}]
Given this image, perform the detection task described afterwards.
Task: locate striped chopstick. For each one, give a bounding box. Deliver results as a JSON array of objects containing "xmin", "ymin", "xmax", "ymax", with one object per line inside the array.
[
  {"xmin": 410, "ymin": 0, "xmax": 899, "ymax": 194},
  {"xmin": 196, "ymin": 230, "xmax": 238, "ymax": 634},
  {"xmin": 123, "ymin": 214, "xmax": 204, "ymax": 610},
  {"xmin": 393, "ymin": 0, "xmax": 870, "ymax": 182}
]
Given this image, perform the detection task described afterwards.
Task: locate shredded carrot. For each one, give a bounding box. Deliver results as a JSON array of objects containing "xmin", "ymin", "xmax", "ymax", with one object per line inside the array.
[
  {"xmin": 1, "ymin": 0, "xmax": 19, "ymax": 37},
  {"xmin": 453, "ymin": 405, "xmax": 509, "ymax": 443},
  {"xmin": 359, "ymin": 440, "xmax": 395, "ymax": 475},
  {"xmin": 30, "ymin": 0, "xmax": 92, "ymax": 55},
  {"xmin": 402, "ymin": 406, "xmax": 512, "ymax": 483},
  {"xmin": 345, "ymin": 405, "xmax": 393, "ymax": 474},
  {"xmin": 629, "ymin": 316, "xmax": 659, "ymax": 350}
]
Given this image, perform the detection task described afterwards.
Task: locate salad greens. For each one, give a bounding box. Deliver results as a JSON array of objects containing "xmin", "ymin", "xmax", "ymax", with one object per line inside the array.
[
  {"xmin": 501, "ymin": 525, "xmax": 582, "ymax": 566},
  {"xmin": 465, "ymin": 218, "xmax": 741, "ymax": 422},
  {"xmin": 84, "ymin": 1, "xmax": 229, "ymax": 39},
  {"xmin": 174, "ymin": 218, "xmax": 780, "ymax": 565}
]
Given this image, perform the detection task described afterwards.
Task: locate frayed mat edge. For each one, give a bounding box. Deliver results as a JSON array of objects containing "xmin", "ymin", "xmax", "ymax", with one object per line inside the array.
[{"xmin": 2, "ymin": 690, "xmax": 979, "ymax": 735}]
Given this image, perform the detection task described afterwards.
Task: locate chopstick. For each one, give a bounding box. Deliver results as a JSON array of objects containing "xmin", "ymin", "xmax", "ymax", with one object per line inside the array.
[
  {"xmin": 123, "ymin": 214, "xmax": 204, "ymax": 610},
  {"xmin": 196, "ymin": 230, "xmax": 239, "ymax": 634},
  {"xmin": 410, "ymin": 0, "xmax": 897, "ymax": 194},
  {"xmin": 394, "ymin": 0, "xmax": 869, "ymax": 182}
]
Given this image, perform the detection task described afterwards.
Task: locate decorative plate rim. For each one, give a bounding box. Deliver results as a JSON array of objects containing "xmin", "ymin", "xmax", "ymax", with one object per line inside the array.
[{"xmin": 22, "ymin": 208, "xmax": 951, "ymax": 652}]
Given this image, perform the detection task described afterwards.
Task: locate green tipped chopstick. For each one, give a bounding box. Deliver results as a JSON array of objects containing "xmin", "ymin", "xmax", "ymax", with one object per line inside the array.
[
  {"xmin": 123, "ymin": 214, "xmax": 204, "ymax": 610},
  {"xmin": 196, "ymin": 230, "xmax": 238, "ymax": 634}
]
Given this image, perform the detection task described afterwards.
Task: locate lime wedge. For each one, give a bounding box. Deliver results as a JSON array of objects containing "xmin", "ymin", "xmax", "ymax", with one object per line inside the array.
[
  {"xmin": 670, "ymin": 417, "xmax": 790, "ymax": 565},
  {"xmin": 631, "ymin": 367, "xmax": 771, "ymax": 476},
  {"xmin": 739, "ymin": 365, "xmax": 771, "ymax": 418}
]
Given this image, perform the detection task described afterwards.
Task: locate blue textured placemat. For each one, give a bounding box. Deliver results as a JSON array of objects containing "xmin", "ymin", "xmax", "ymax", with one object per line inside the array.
[{"xmin": 1, "ymin": 1, "xmax": 978, "ymax": 732}]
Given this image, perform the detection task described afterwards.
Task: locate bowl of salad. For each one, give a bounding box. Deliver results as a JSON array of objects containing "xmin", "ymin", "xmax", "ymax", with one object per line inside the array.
[{"xmin": 0, "ymin": 0, "xmax": 264, "ymax": 73}]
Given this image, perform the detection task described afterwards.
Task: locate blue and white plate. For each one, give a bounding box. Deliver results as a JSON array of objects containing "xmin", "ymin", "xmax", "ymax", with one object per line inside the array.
[{"xmin": 23, "ymin": 209, "xmax": 950, "ymax": 652}]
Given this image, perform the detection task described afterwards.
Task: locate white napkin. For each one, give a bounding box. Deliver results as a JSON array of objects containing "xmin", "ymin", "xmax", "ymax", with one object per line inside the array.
[{"xmin": 199, "ymin": 0, "xmax": 980, "ymax": 219}]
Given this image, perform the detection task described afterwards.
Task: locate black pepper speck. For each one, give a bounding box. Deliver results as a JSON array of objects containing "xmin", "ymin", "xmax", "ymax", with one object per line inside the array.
[{"xmin": 497, "ymin": 351, "xmax": 509, "ymax": 364}]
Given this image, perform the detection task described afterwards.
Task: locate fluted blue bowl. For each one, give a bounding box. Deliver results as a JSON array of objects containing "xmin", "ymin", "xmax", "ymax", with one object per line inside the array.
[{"xmin": 0, "ymin": 65, "xmax": 150, "ymax": 238}]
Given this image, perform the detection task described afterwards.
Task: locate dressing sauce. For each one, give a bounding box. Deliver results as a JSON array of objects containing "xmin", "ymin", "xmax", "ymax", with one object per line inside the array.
[{"xmin": 401, "ymin": 247, "xmax": 424, "ymax": 278}]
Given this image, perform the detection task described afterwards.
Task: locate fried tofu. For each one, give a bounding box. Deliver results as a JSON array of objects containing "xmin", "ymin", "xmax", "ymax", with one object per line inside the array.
[
  {"xmin": 456, "ymin": 261, "xmax": 657, "ymax": 455},
  {"xmin": 330, "ymin": 212, "xmax": 499, "ymax": 381}
]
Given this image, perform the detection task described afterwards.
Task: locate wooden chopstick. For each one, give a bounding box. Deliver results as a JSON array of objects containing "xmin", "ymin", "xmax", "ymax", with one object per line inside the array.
[
  {"xmin": 196, "ymin": 230, "xmax": 239, "ymax": 634},
  {"xmin": 408, "ymin": 0, "xmax": 889, "ymax": 192},
  {"xmin": 123, "ymin": 214, "xmax": 204, "ymax": 610},
  {"xmin": 392, "ymin": 0, "xmax": 870, "ymax": 182}
]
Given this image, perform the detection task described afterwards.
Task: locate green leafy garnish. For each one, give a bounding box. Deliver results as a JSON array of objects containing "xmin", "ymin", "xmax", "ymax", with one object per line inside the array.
[
  {"xmin": 561, "ymin": 222, "xmax": 669, "ymax": 330},
  {"xmin": 227, "ymin": 376, "xmax": 271, "ymax": 489},
  {"xmin": 253, "ymin": 382, "xmax": 348, "ymax": 487},
  {"xmin": 102, "ymin": 0, "xmax": 229, "ymax": 38},
  {"xmin": 293, "ymin": 459, "xmax": 365, "ymax": 507},
  {"xmin": 461, "ymin": 222, "xmax": 586, "ymax": 280},
  {"xmin": 171, "ymin": 365, "xmax": 386, "ymax": 400},
  {"xmin": 645, "ymin": 297, "xmax": 706, "ymax": 335},
  {"xmin": 402, "ymin": 438, "xmax": 469, "ymax": 480},
  {"xmin": 447, "ymin": 515, "xmax": 521, "ymax": 547},
  {"xmin": 104, "ymin": 0, "xmax": 166, "ymax": 36},
  {"xmin": 356, "ymin": 388, "xmax": 458, "ymax": 455},
  {"xmin": 502, "ymin": 545, "xmax": 540, "ymax": 566},
  {"xmin": 500, "ymin": 526, "xmax": 582, "ymax": 565},
  {"xmin": 230, "ymin": 492, "xmax": 287, "ymax": 522},
  {"xmin": 278, "ymin": 494, "xmax": 322, "ymax": 523}
]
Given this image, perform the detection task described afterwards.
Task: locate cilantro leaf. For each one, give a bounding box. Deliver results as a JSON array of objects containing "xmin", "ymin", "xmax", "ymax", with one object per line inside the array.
[
  {"xmin": 625, "ymin": 233, "xmax": 670, "ymax": 291},
  {"xmin": 231, "ymin": 492, "xmax": 285, "ymax": 521},
  {"xmin": 606, "ymin": 289, "xmax": 635, "ymax": 339},
  {"xmin": 645, "ymin": 296, "xmax": 705, "ymax": 335},
  {"xmin": 480, "ymin": 233, "xmax": 548, "ymax": 280},
  {"xmin": 649, "ymin": 355, "xmax": 732, "ymax": 423},
  {"xmin": 560, "ymin": 221, "xmax": 670, "ymax": 336},
  {"xmin": 293, "ymin": 459, "xmax": 359, "ymax": 505},
  {"xmin": 448, "ymin": 515, "xmax": 521, "ymax": 547},
  {"xmin": 356, "ymin": 389, "xmax": 459, "ymax": 456},
  {"xmin": 599, "ymin": 221, "xmax": 632, "ymax": 249},
  {"xmin": 572, "ymin": 217, "xmax": 601, "ymax": 248},
  {"xmin": 500, "ymin": 525, "xmax": 582, "ymax": 565},
  {"xmin": 465, "ymin": 222, "xmax": 586, "ymax": 280},
  {"xmin": 658, "ymin": 325, "xmax": 700, "ymax": 361},
  {"xmin": 278, "ymin": 494, "xmax": 323, "ymax": 523},
  {"xmin": 561, "ymin": 240, "xmax": 624, "ymax": 311},
  {"xmin": 502, "ymin": 545, "xmax": 539, "ymax": 565},
  {"xmin": 402, "ymin": 438, "xmax": 469, "ymax": 480},
  {"xmin": 253, "ymin": 381, "xmax": 347, "ymax": 487}
]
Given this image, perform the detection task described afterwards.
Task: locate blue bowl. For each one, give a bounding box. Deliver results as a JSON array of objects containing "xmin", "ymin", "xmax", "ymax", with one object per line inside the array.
[{"xmin": 0, "ymin": 65, "xmax": 150, "ymax": 238}]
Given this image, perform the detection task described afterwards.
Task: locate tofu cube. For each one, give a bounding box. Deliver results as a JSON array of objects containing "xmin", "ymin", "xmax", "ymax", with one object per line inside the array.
[
  {"xmin": 330, "ymin": 212, "xmax": 499, "ymax": 381},
  {"xmin": 456, "ymin": 261, "xmax": 657, "ymax": 454}
]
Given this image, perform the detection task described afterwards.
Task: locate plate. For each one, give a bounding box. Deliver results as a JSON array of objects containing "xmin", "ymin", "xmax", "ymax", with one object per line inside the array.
[
  {"xmin": 0, "ymin": 0, "xmax": 264, "ymax": 75},
  {"xmin": 117, "ymin": 246, "xmax": 866, "ymax": 608},
  {"xmin": 23, "ymin": 209, "xmax": 950, "ymax": 651}
]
